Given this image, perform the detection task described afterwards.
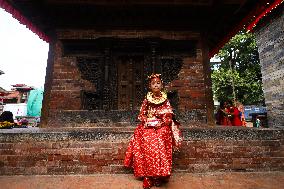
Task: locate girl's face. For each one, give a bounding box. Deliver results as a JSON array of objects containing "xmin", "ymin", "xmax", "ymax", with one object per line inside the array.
[{"xmin": 150, "ymin": 78, "xmax": 162, "ymax": 94}]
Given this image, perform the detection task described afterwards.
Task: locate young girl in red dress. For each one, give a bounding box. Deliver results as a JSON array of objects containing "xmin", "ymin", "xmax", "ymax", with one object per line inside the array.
[{"xmin": 124, "ymin": 73, "xmax": 182, "ymax": 189}]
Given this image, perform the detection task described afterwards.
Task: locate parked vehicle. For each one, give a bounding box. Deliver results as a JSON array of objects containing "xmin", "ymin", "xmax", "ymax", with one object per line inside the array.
[{"xmin": 244, "ymin": 106, "xmax": 267, "ymax": 121}]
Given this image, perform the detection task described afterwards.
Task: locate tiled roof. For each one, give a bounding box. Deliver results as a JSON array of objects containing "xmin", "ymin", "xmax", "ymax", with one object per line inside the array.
[
  {"xmin": 4, "ymin": 91, "xmax": 20, "ymax": 99},
  {"xmin": 0, "ymin": 87, "xmax": 7, "ymax": 93}
]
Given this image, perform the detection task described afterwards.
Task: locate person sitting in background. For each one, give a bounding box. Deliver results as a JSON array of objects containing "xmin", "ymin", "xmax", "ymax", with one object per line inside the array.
[
  {"xmin": 215, "ymin": 104, "xmax": 223, "ymax": 125},
  {"xmin": 0, "ymin": 111, "xmax": 14, "ymax": 123},
  {"xmin": 236, "ymin": 101, "xmax": 246, "ymax": 126},
  {"xmin": 220, "ymin": 101, "xmax": 232, "ymax": 126},
  {"xmin": 256, "ymin": 116, "xmax": 261, "ymax": 128}
]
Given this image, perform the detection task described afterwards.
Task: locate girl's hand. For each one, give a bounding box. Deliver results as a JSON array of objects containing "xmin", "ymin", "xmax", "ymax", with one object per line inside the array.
[
  {"xmin": 163, "ymin": 113, "xmax": 172, "ymax": 126},
  {"xmin": 156, "ymin": 121, "xmax": 163, "ymax": 128}
]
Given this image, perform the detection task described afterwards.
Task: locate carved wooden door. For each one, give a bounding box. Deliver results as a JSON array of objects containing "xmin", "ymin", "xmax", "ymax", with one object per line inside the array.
[{"xmin": 117, "ymin": 56, "xmax": 144, "ymax": 110}]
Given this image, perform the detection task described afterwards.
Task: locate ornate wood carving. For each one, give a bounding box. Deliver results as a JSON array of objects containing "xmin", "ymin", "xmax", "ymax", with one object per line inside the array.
[
  {"xmin": 77, "ymin": 57, "xmax": 104, "ymax": 110},
  {"xmin": 160, "ymin": 57, "xmax": 183, "ymax": 85},
  {"xmin": 103, "ymin": 48, "xmax": 111, "ymax": 110},
  {"xmin": 75, "ymin": 38, "xmax": 192, "ymax": 118}
]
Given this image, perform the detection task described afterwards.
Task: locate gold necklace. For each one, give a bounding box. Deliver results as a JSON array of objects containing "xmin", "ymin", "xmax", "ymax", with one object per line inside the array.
[{"xmin": 146, "ymin": 91, "xmax": 167, "ymax": 104}]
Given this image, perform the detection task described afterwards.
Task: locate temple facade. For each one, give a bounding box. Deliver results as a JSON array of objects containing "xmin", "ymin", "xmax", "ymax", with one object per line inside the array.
[
  {"xmin": 0, "ymin": 0, "xmax": 283, "ymax": 176},
  {"xmin": 0, "ymin": 1, "xmax": 283, "ymax": 128},
  {"xmin": 45, "ymin": 31, "xmax": 213, "ymax": 127}
]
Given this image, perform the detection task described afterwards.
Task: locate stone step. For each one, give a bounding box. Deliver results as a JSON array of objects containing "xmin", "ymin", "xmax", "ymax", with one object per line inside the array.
[{"xmin": 0, "ymin": 172, "xmax": 283, "ymax": 189}]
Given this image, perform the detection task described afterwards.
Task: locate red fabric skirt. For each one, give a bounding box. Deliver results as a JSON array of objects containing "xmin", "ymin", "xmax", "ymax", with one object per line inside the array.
[{"xmin": 124, "ymin": 124, "xmax": 173, "ymax": 177}]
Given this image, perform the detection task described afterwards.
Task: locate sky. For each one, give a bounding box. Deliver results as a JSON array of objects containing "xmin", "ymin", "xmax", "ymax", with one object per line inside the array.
[{"xmin": 0, "ymin": 8, "xmax": 49, "ymax": 91}]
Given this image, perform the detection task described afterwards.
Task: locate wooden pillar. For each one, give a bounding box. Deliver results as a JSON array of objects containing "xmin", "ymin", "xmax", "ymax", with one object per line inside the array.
[
  {"xmin": 103, "ymin": 47, "xmax": 111, "ymax": 110},
  {"xmin": 150, "ymin": 41, "xmax": 158, "ymax": 73},
  {"xmin": 199, "ymin": 36, "xmax": 215, "ymax": 126}
]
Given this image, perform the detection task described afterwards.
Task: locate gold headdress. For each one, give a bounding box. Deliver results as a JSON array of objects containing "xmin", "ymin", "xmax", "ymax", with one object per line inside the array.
[{"xmin": 147, "ymin": 73, "xmax": 162, "ymax": 81}]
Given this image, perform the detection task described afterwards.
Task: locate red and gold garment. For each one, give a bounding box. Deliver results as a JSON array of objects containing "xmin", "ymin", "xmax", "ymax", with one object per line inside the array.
[
  {"xmin": 231, "ymin": 107, "xmax": 242, "ymax": 126},
  {"xmin": 124, "ymin": 92, "xmax": 182, "ymax": 177}
]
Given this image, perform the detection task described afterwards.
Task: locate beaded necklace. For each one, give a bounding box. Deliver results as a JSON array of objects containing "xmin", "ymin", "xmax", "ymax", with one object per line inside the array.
[{"xmin": 146, "ymin": 91, "xmax": 167, "ymax": 105}]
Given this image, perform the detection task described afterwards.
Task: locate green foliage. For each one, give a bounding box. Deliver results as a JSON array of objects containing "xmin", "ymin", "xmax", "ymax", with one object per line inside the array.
[{"xmin": 211, "ymin": 31, "xmax": 264, "ymax": 105}]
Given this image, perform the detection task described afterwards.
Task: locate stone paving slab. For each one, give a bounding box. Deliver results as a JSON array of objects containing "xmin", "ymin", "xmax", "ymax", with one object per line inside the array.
[{"xmin": 0, "ymin": 172, "xmax": 284, "ymax": 189}]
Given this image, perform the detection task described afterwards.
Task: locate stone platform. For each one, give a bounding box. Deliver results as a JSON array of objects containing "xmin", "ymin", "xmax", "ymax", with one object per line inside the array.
[
  {"xmin": 0, "ymin": 172, "xmax": 283, "ymax": 189},
  {"xmin": 0, "ymin": 126, "xmax": 284, "ymax": 175}
]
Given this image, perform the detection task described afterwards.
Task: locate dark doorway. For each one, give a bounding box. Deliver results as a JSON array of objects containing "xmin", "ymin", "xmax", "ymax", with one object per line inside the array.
[{"xmin": 117, "ymin": 55, "xmax": 144, "ymax": 110}]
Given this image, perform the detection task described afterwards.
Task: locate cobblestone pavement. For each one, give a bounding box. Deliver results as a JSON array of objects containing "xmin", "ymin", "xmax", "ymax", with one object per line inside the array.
[{"xmin": 0, "ymin": 172, "xmax": 283, "ymax": 189}]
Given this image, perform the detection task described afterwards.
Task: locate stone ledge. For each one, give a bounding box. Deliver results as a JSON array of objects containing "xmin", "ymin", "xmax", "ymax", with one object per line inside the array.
[
  {"xmin": 0, "ymin": 126, "xmax": 283, "ymax": 142},
  {"xmin": 0, "ymin": 126, "xmax": 283, "ymax": 175},
  {"xmin": 47, "ymin": 110, "xmax": 208, "ymax": 127}
]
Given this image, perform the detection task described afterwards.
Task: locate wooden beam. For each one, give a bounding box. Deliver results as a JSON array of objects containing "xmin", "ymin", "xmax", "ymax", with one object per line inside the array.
[
  {"xmin": 45, "ymin": 0, "xmax": 214, "ymax": 6},
  {"xmin": 44, "ymin": 0, "xmax": 248, "ymax": 6}
]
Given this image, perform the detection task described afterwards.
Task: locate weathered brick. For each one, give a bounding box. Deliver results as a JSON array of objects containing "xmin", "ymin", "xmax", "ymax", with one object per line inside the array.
[
  {"xmin": 0, "ymin": 128, "xmax": 283, "ymax": 175},
  {"xmin": 255, "ymin": 7, "xmax": 284, "ymax": 128},
  {"xmin": 43, "ymin": 30, "xmax": 211, "ymax": 127}
]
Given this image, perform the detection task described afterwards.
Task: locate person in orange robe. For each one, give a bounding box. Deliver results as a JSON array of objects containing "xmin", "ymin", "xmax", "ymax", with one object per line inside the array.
[{"xmin": 124, "ymin": 73, "xmax": 182, "ymax": 189}]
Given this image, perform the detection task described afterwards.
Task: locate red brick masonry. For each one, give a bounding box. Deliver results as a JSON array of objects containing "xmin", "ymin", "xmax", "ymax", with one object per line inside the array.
[{"xmin": 0, "ymin": 127, "xmax": 283, "ymax": 175}]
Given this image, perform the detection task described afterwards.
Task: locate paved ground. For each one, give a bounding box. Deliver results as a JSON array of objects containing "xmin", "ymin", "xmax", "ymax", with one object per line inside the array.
[{"xmin": 0, "ymin": 172, "xmax": 283, "ymax": 189}]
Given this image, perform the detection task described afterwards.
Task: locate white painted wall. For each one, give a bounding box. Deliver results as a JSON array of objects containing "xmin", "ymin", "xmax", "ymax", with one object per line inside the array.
[{"xmin": 3, "ymin": 103, "xmax": 27, "ymax": 118}]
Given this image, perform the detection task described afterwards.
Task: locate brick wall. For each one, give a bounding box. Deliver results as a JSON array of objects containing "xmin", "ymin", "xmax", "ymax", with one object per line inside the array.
[
  {"xmin": 255, "ymin": 7, "xmax": 284, "ymax": 127},
  {"xmin": 42, "ymin": 30, "xmax": 213, "ymax": 127},
  {"xmin": 0, "ymin": 127, "xmax": 283, "ymax": 175},
  {"xmin": 49, "ymin": 41, "xmax": 96, "ymax": 111}
]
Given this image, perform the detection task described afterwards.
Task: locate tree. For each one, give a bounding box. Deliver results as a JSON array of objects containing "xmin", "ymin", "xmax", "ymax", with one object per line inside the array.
[{"xmin": 211, "ymin": 31, "xmax": 264, "ymax": 105}]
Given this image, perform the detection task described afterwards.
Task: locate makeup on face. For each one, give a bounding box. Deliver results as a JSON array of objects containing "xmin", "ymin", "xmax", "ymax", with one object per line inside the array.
[{"xmin": 150, "ymin": 78, "xmax": 162, "ymax": 95}]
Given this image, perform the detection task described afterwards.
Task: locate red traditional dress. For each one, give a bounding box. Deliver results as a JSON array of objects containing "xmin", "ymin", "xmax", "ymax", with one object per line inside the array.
[
  {"xmin": 231, "ymin": 106, "xmax": 242, "ymax": 126},
  {"xmin": 220, "ymin": 108, "xmax": 232, "ymax": 126},
  {"xmin": 124, "ymin": 91, "xmax": 182, "ymax": 178}
]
